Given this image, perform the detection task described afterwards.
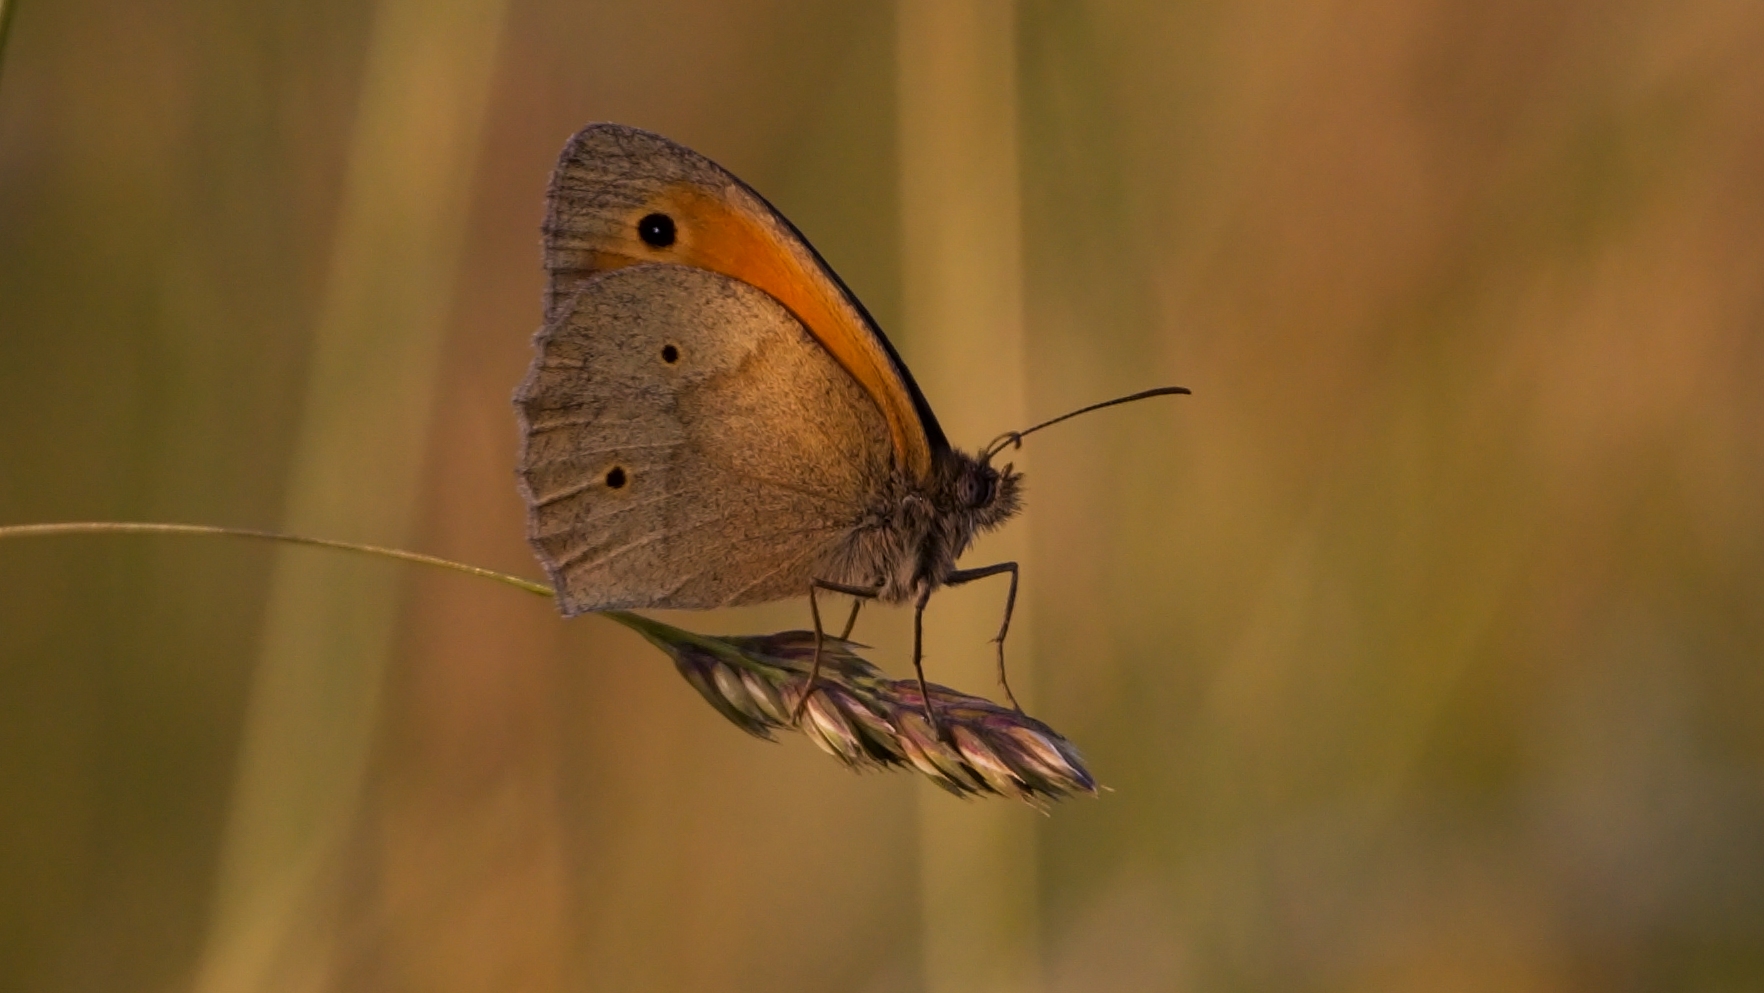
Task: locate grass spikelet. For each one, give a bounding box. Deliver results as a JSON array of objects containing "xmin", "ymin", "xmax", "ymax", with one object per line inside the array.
[{"xmin": 608, "ymin": 612, "xmax": 1097, "ymax": 805}]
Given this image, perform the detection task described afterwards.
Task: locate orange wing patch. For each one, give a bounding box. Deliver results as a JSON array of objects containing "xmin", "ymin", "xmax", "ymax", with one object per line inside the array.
[{"xmin": 582, "ymin": 184, "xmax": 932, "ymax": 482}]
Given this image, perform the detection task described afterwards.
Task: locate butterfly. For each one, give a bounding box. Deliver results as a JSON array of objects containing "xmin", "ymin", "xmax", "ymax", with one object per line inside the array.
[{"xmin": 514, "ymin": 123, "xmax": 1185, "ymax": 727}]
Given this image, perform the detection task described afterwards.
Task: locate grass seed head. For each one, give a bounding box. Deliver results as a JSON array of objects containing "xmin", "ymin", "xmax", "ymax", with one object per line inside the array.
[{"xmin": 626, "ymin": 619, "xmax": 1098, "ymax": 805}]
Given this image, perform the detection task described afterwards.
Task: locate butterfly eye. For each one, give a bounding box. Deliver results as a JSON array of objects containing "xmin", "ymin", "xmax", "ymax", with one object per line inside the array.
[
  {"xmin": 638, "ymin": 213, "xmax": 676, "ymax": 247},
  {"xmin": 960, "ymin": 471, "xmax": 995, "ymax": 509}
]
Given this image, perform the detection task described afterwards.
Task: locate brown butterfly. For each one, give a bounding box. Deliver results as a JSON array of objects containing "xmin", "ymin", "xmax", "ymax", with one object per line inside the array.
[{"xmin": 515, "ymin": 123, "xmax": 1185, "ymax": 727}]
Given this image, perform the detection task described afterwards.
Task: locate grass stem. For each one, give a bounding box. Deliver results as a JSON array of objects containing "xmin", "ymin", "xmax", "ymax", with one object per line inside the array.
[{"xmin": 0, "ymin": 520, "xmax": 1096, "ymax": 802}]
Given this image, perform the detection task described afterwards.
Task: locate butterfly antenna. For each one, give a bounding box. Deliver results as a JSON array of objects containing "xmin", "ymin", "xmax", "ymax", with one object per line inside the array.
[{"xmin": 982, "ymin": 386, "xmax": 1191, "ymax": 462}]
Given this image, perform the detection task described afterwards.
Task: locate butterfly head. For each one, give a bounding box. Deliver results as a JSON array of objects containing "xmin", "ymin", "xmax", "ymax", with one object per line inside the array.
[{"xmin": 952, "ymin": 449, "xmax": 1023, "ymax": 534}]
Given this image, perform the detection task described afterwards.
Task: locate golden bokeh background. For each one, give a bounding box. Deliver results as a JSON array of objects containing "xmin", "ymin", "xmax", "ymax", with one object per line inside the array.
[{"xmin": 3, "ymin": 1, "xmax": 1763, "ymax": 990}]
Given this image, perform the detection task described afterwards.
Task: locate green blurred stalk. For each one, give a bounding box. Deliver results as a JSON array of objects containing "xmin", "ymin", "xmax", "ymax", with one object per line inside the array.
[
  {"xmin": 898, "ymin": 1, "xmax": 1043, "ymax": 990},
  {"xmin": 0, "ymin": 0, "xmax": 17, "ymax": 88},
  {"xmin": 182, "ymin": 0, "xmax": 509, "ymax": 985}
]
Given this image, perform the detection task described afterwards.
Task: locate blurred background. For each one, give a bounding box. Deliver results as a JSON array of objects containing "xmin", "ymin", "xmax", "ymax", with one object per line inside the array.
[{"xmin": 4, "ymin": 0, "xmax": 1764, "ymax": 990}]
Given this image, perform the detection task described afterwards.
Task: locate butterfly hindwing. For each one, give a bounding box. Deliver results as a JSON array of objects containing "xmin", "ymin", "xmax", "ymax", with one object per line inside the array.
[{"xmin": 515, "ymin": 263, "xmax": 895, "ymax": 613}]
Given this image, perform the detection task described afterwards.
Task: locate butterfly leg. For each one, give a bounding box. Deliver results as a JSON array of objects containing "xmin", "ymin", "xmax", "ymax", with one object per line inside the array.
[
  {"xmin": 945, "ymin": 561, "xmax": 1022, "ymax": 711},
  {"xmin": 794, "ymin": 578, "xmax": 882, "ymax": 725},
  {"xmin": 911, "ymin": 586, "xmax": 941, "ymax": 736},
  {"xmin": 839, "ymin": 598, "xmax": 864, "ymax": 640}
]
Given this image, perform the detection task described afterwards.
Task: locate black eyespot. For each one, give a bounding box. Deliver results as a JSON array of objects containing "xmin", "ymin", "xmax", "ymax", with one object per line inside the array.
[
  {"xmin": 661, "ymin": 344, "xmax": 679, "ymax": 364},
  {"xmin": 605, "ymin": 467, "xmax": 627, "ymax": 489},
  {"xmin": 637, "ymin": 213, "xmax": 676, "ymax": 247}
]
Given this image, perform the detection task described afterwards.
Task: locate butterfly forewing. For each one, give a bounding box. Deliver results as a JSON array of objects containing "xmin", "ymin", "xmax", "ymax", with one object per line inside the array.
[
  {"xmin": 543, "ymin": 122, "xmax": 941, "ymax": 480},
  {"xmin": 516, "ymin": 263, "xmax": 895, "ymax": 613}
]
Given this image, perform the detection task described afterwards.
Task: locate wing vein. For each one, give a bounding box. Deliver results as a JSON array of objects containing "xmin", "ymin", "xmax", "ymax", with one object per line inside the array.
[
  {"xmin": 719, "ymin": 532, "xmax": 841, "ymax": 604},
  {"xmin": 551, "ymin": 510, "xmax": 841, "ymax": 574}
]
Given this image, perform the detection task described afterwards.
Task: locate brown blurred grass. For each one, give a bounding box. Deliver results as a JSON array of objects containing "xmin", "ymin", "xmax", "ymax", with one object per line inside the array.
[{"xmin": 4, "ymin": 1, "xmax": 1764, "ymax": 991}]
